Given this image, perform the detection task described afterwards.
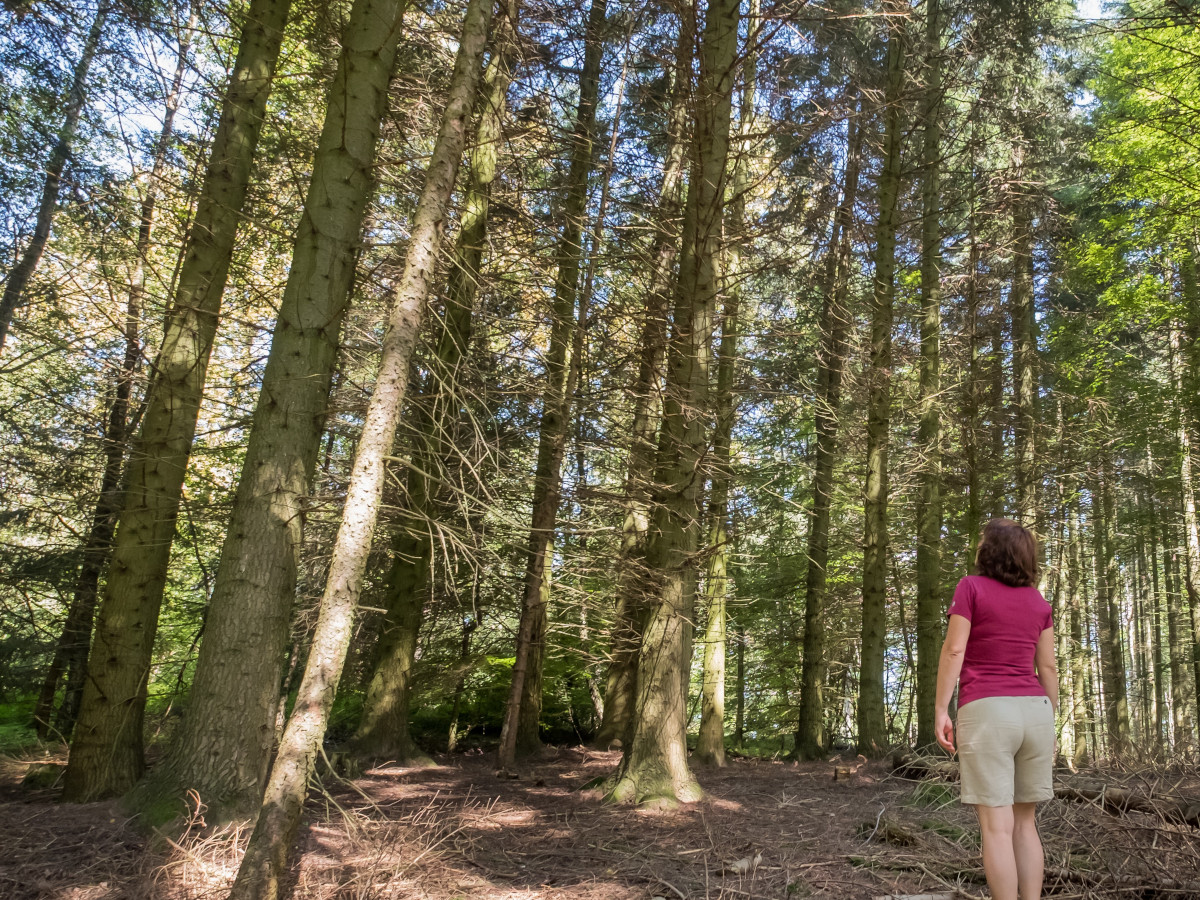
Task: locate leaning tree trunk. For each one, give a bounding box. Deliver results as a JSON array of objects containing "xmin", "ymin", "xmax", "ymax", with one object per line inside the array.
[
  {"xmin": 859, "ymin": 3, "xmax": 906, "ymax": 757},
  {"xmin": 62, "ymin": 0, "xmax": 291, "ymax": 804},
  {"xmin": 696, "ymin": 0, "xmax": 757, "ymax": 767},
  {"xmin": 593, "ymin": 20, "xmax": 691, "ymax": 750},
  {"xmin": 226, "ymin": 2, "xmax": 493, "ymax": 896},
  {"xmin": 914, "ymin": 0, "xmax": 943, "ymax": 751},
  {"xmin": 352, "ymin": 22, "xmax": 515, "ymax": 760},
  {"xmin": 795, "ymin": 99, "xmax": 863, "ymax": 761},
  {"xmin": 139, "ymin": 0, "xmax": 408, "ymax": 820},
  {"xmin": 0, "ymin": 3, "xmax": 107, "ymax": 353},
  {"xmin": 497, "ymin": 0, "xmax": 607, "ymax": 770},
  {"xmin": 33, "ymin": 5, "xmax": 198, "ymax": 742},
  {"xmin": 604, "ymin": 0, "xmax": 739, "ymax": 806}
]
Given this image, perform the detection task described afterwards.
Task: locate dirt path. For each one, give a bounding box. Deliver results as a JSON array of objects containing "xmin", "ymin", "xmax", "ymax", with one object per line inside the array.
[{"xmin": 2, "ymin": 748, "xmax": 1198, "ymax": 899}]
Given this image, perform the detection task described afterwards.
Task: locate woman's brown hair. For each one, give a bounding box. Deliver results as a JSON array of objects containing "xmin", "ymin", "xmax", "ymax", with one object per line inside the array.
[{"xmin": 974, "ymin": 518, "xmax": 1039, "ymax": 587}]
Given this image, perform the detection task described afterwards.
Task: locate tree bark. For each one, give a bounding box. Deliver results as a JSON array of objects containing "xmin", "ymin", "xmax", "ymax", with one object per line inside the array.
[
  {"xmin": 352, "ymin": 14, "xmax": 515, "ymax": 762},
  {"xmin": 914, "ymin": 0, "xmax": 943, "ymax": 750},
  {"xmin": 63, "ymin": 0, "xmax": 291, "ymax": 803},
  {"xmin": 605, "ymin": 0, "xmax": 739, "ymax": 806},
  {"xmin": 593, "ymin": 20, "xmax": 691, "ymax": 751},
  {"xmin": 140, "ymin": 0, "xmax": 407, "ymax": 818},
  {"xmin": 963, "ymin": 159, "xmax": 982, "ymax": 563},
  {"xmin": 1092, "ymin": 445, "xmax": 1130, "ymax": 754},
  {"xmin": 696, "ymin": 0, "xmax": 757, "ymax": 768},
  {"xmin": 1144, "ymin": 473, "xmax": 1166, "ymax": 752},
  {"xmin": 497, "ymin": 0, "xmax": 607, "ymax": 770},
  {"xmin": 796, "ymin": 99, "xmax": 862, "ymax": 761},
  {"xmin": 1010, "ymin": 143, "xmax": 1038, "ymax": 524},
  {"xmin": 860, "ymin": 4, "xmax": 906, "ymax": 756},
  {"xmin": 1169, "ymin": 321, "xmax": 1199, "ymax": 747},
  {"xmin": 0, "ymin": 2, "xmax": 107, "ymax": 352},
  {"xmin": 32, "ymin": 3, "xmax": 198, "ymax": 742},
  {"xmin": 226, "ymin": 1, "xmax": 493, "ymax": 895},
  {"xmin": 1180, "ymin": 250, "xmax": 1200, "ymax": 737},
  {"xmin": 1068, "ymin": 495, "xmax": 1088, "ymax": 765}
]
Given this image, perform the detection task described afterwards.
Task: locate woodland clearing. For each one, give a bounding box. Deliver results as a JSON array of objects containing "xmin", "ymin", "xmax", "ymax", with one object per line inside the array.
[{"xmin": 2, "ymin": 749, "xmax": 1199, "ymax": 900}]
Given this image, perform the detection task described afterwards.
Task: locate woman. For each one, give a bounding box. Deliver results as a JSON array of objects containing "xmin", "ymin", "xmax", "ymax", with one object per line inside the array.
[{"xmin": 935, "ymin": 518, "xmax": 1057, "ymax": 900}]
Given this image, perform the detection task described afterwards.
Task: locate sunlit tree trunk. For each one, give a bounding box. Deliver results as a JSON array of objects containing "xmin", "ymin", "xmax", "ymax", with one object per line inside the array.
[
  {"xmin": 594, "ymin": 21, "xmax": 691, "ymax": 750},
  {"xmin": 33, "ymin": 6, "xmax": 196, "ymax": 740},
  {"xmin": 226, "ymin": 1, "xmax": 493, "ymax": 894},
  {"xmin": 352, "ymin": 16, "xmax": 515, "ymax": 762},
  {"xmin": 63, "ymin": 0, "xmax": 291, "ymax": 803},
  {"xmin": 1067, "ymin": 496, "xmax": 1087, "ymax": 765},
  {"xmin": 0, "ymin": 3, "xmax": 107, "ymax": 352},
  {"xmin": 498, "ymin": 0, "xmax": 607, "ymax": 769},
  {"xmin": 605, "ymin": 0, "xmax": 739, "ymax": 805},
  {"xmin": 141, "ymin": 0, "xmax": 408, "ymax": 818},
  {"xmin": 914, "ymin": 0, "xmax": 943, "ymax": 750},
  {"xmin": 1180, "ymin": 251, "xmax": 1200, "ymax": 734},
  {"xmin": 860, "ymin": 3, "xmax": 906, "ymax": 756},
  {"xmin": 796, "ymin": 101, "xmax": 862, "ymax": 761},
  {"xmin": 697, "ymin": 0, "xmax": 756, "ymax": 767}
]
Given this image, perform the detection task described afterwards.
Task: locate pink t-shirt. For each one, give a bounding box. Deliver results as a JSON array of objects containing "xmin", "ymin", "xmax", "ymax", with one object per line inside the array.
[{"xmin": 946, "ymin": 575, "xmax": 1053, "ymax": 708}]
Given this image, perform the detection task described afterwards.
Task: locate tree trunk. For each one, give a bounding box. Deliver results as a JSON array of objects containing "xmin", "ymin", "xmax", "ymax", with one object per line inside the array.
[
  {"xmin": 1010, "ymin": 172, "xmax": 1038, "ymax": 524},
  {"xmin": 914, "ymin": 0, "xmax": 943, "ymax": 751},
  {"xmin": 1165, "ymin": 523, "xmax": 1193, "ymax": 748},
  {"xmin": 62, "ymin": 0, "xmax": 292, "ymax": 804},
  {"xmin": 135, "ymin": 0, "xmax": 407, "ymax": 819},
  {"xmin": 593, "ymin": 21, "xmax": 691, "ymax": 751},
  {"xmin": 1180, "ymin": 251, "xmax": 1200, "ymax": 736},
  {"xmin": 1145, "ymin": 475, "xmax": 1166, "ymax": 752},
  {"xmin": 1170, "ymin": 321, "xmax": 1199, "ymax": 747},
  {"xmin": 226, "ymin": 2, "xmax": 493, "ymax": 895},
  {"xmin": 795, "ymin": 100, "xmax": 862, "ymax": 761},
  {"xmin": 989, "ymin": 310, "xmax": 1007, "ymax": 519},
  {"xmin": 0, "ymin": 3, "xmax": 107, "ymax": 352},
  {"xmin": 1068, "ymin": 496, "xmax": 1088, "ymax": 765},
  {"xmin": 696, "ymin": 0, "xmax": 756, "ymax": 767},
  {"xmin": 1092, "ymin": 447, "xmax": 1130, "ymax": 754},
  {"xmin": 963, "ymin": 165, "xmax": 982, "ymax": 561},
  {"xmin": 352, "ymin": 15, "xmax": 515, "ymax": 762},
  {"xmin": 860, "ymin": 4, "xmax": 906, "ymax": 757},
  {"xmin": 604, "ymin": 0, "xmax": 739, "ymax": 806},
  {"xmin": 32, "ymin": 4, "xmax": 198, "ymax": 742},
  {"xmin": 1133, "ymin": 492, "xmax": 1152, "ymax": 746},
  {"xmin": 497, "ymin": 0, "xmax": 607, "ymax": 770}
]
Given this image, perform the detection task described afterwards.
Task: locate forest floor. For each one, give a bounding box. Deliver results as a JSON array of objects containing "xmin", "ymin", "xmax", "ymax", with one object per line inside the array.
[{"xmin": 1, "ymin": 746, "xmax": 1199, "ymax": 900}]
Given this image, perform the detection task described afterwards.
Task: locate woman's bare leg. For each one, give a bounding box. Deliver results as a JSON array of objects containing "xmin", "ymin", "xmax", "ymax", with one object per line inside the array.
[
  {"xmin": 1012, "ymin": 801, "xmax": 1044, "ymax": 899},
  {"xmin": 975, "ymin": 804, "xmax": 1017, "ymax": 900}
]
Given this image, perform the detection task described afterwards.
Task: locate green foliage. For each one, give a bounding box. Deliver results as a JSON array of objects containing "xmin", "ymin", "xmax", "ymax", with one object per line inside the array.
[
  {"xmin": 907, "ymin": 780, "xmax": 957, "ymax": 809},
  {"xmin": 0, "ymin": 697, "xmax": 39, "ymax": 753}
]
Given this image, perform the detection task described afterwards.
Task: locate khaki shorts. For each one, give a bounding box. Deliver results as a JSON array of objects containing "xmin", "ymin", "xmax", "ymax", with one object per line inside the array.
[{"xmin": 957, "ymin": 695, "xmax": 1054, "ymax": 807}]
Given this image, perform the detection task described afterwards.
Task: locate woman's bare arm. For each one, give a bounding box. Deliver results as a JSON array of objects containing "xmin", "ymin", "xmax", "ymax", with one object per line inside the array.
[
  {"xmin": 934, "ymin": 614, "xmax": 971, "ymax": 753},
  {"xmin": 1035, "ymin": 626, "xmax": 1058, "ymax": 709}
]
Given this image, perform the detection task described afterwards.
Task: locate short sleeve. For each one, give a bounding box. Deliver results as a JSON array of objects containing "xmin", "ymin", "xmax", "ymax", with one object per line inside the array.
[
  {"xmin": 947, "ymin": 577, "xmax": 976, "ymax": 622},
  {"xmin": 1041, "ymin": 601, "xmax": 1053, "ymax": 631}
]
